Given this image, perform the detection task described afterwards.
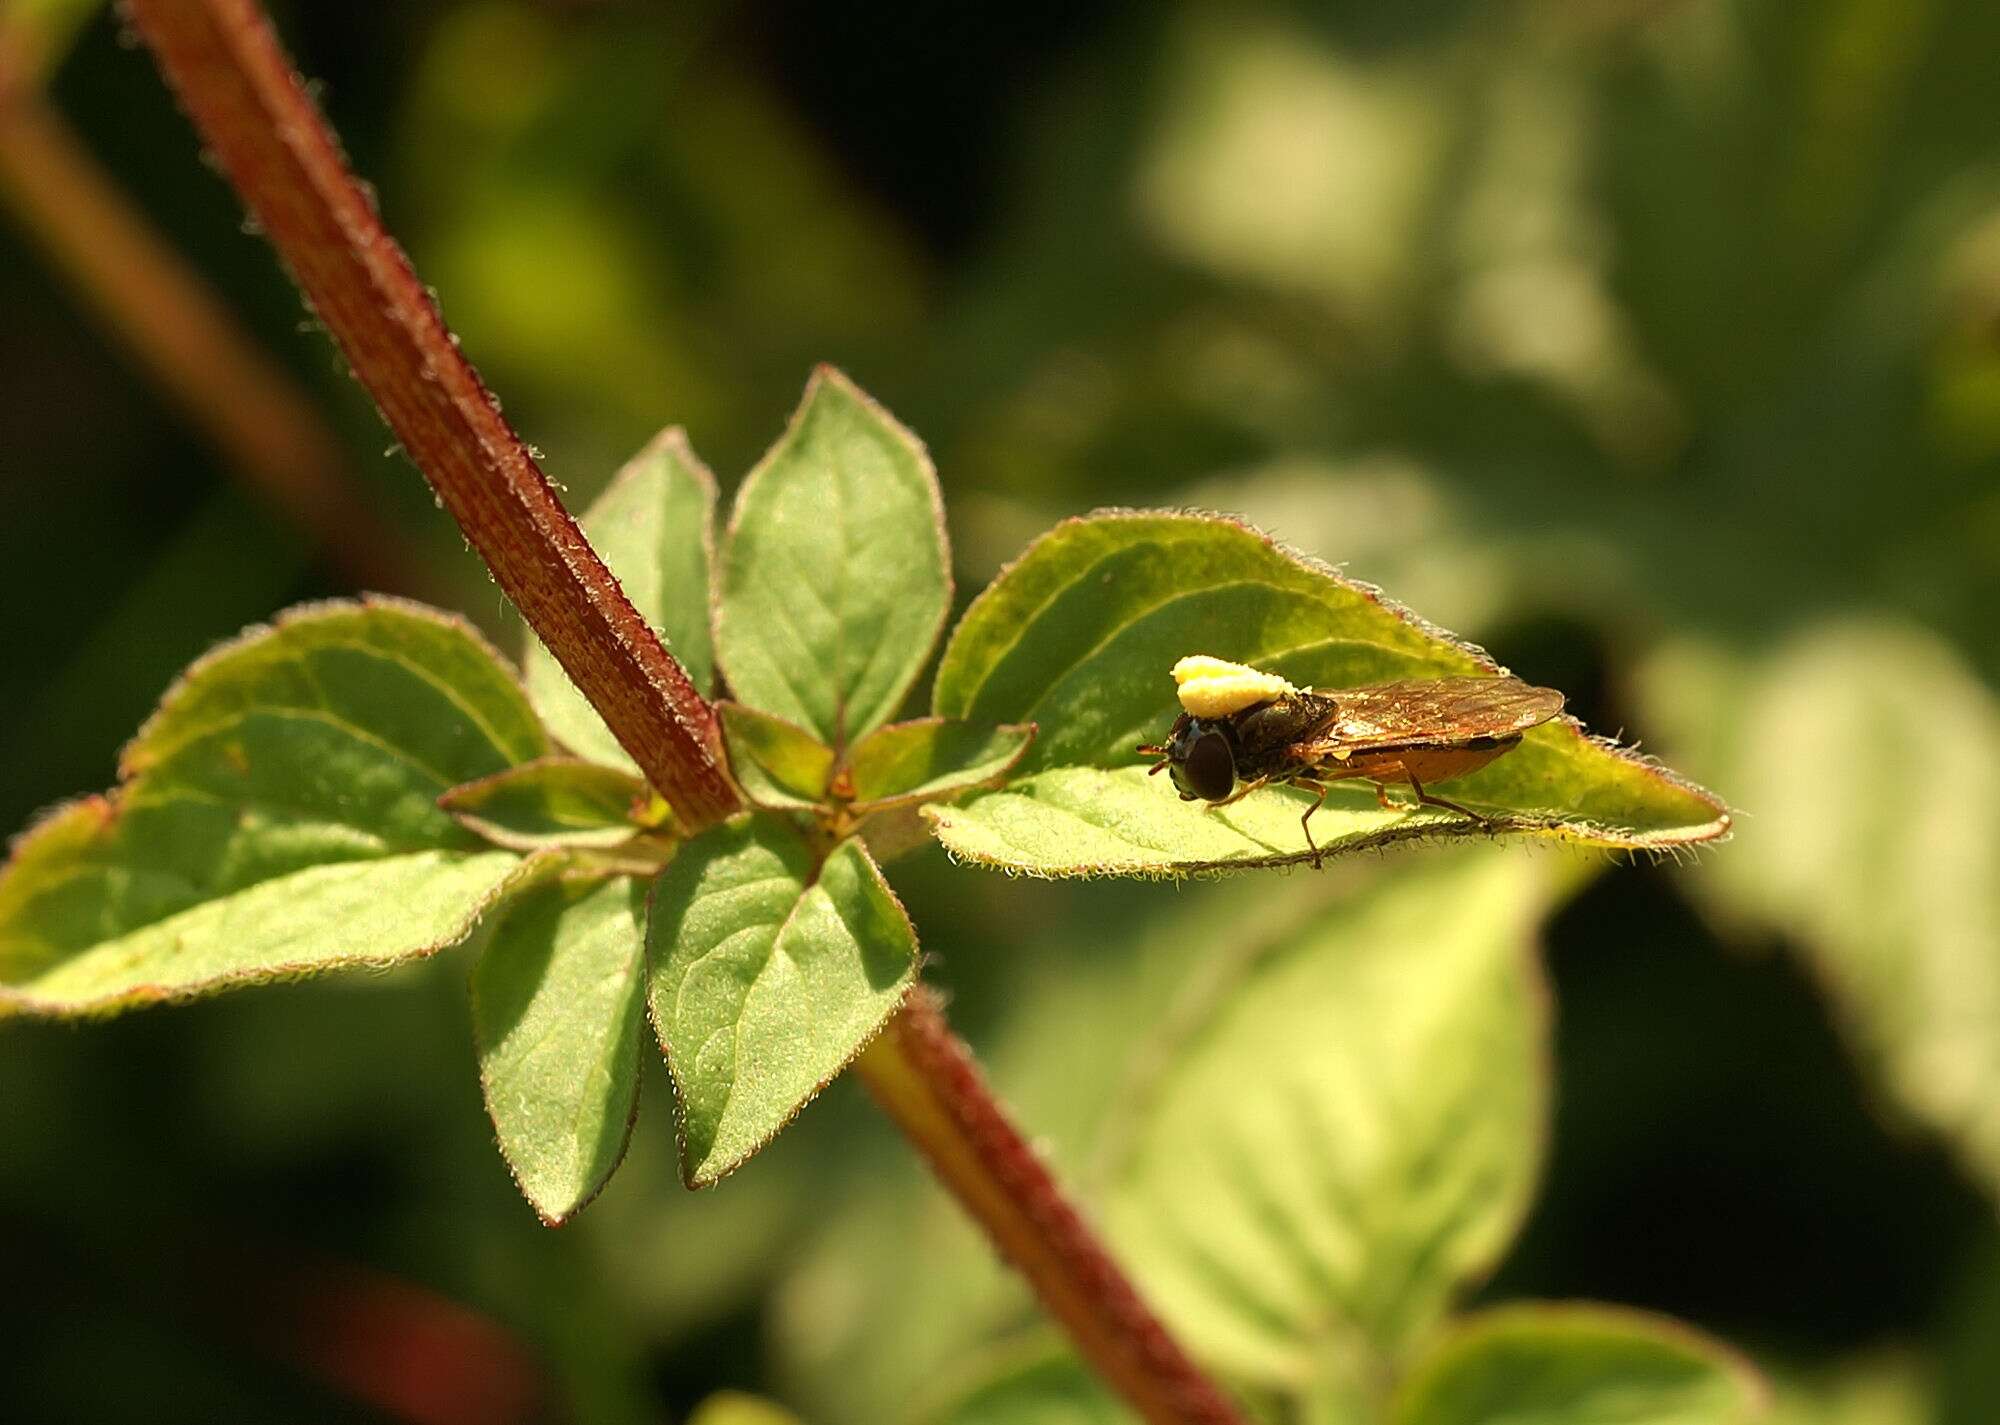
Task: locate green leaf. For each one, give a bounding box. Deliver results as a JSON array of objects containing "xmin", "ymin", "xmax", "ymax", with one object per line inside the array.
[
  {"xmin": 686, "ymin": 1393, "xmax": 804, "ymax": 1425},
  {"xmin": 715, "ymin": 366, "xmax": 951, "ymax": 749},
  {"xmin": 1765, "ymin": 1354, "xmax": 1929, "ymax": 1425},
  {"xmin": 929, "ymin": 511, "xmax": 1728, "ymax": 875},
  {"xmin": 1, "ymin": 599, "xmax": 545, "ymax": 1015},
  {"xmin": 1639, "ymin": 618, "xmax": 2000, "ymax": 1199},
  {"xmin": 1102, "ymin": 849, "xmax": 1552, "ymax": 1390},
  {"xmin": 127, "ymin": 596, "xmax": 548, "ymax": 784},
  {"xmin": 922, "ymin": 1343, "xmax": 1129, "ymax": 1425},
  {"xmin": 472, "ymin": 864, "xmax": 648, "ymax": 1224},
  {"xmin": 524, "ymin": 428, "xmax": 718, "ymax": 769},
  {"xmin": 719, "ymin": 702, "xmax": 836, "ymax": 812},
  {"xmin": 646, "ymin": 815, "xmax": 918, "ymax": 1186},
  {"xmin": 1, "ymin": 800, "xmax": 522, "ymax": 1015},
  {"xmin": 1389, "ymin": 1304, "xmax": 1765, "ymax": 1425},
  {"xmin": 441, "ymin": 757, "xmax": 653, "ymax": 851},
  {"xmin": 842, "ymin": 718, "xmax": 1036, "ymax": 814}
]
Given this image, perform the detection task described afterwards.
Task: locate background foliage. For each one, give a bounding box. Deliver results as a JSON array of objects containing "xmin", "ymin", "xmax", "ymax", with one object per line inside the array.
[{"xmin": 3, "ymin": 0, "xmax": 1997, "ymax": 1421}]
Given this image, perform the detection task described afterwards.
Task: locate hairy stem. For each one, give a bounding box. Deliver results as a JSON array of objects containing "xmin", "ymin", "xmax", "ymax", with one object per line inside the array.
[
  {"xmin": 121, "ymin": 3, "xmax": 1241, "ymax": 1420},
  {"xmin": 857, "ymin": 991, "xmax": 1246, "ymax": 1425},
  {"xmin": 120, "ymin": 0, "xmax": 733, "ymax": 825}
]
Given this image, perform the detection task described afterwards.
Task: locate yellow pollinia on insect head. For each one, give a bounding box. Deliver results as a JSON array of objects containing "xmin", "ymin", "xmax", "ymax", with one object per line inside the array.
[{"xmin": 1171, "ymin": 655, "xmax": 1296, "ymax": 718}]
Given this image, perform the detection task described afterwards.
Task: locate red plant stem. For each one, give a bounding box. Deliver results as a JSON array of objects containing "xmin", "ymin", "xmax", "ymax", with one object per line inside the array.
[
  {"xmin": 856, "ymin": 991, "xmax": 1246, "ymax": 1425},
  {"xmin": 119, "ymin": 0, "xmax": 734, "ymax": 826},
  {"xmin": 121, "ymin": 4, "xmax": 1243, "ymax": 1420}
]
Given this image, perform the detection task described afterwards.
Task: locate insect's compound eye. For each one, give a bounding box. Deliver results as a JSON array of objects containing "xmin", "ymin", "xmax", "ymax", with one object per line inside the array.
[{"xmin": 1174, "ymin": 729, "xmax": 1235, "ymax": 803}]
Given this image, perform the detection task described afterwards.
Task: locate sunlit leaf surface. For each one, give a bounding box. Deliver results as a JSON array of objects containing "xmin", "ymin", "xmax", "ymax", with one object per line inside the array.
[
  {"xmin": 1389, "ymin": 1304, "xmax": 1764, "ymax": 1425},
  {"xmin": 922, "ymin": 1343, "xmax": 1128, "ymax": 1425},
  {"xmin": 1642, "ymin": 618, "xmax": 2000, "ymax": 1198},
  {"xmin": 930, "ymin": 511, "xmax": 1727, "ymax": 875},
  {"xmin": 1103, "ymin": 849, "xmax": 1552, "ymax": 1390},
  {"xmin": 0, "ymin": 599, "xmax": 542, "ymax": 1014},
  {"xmin": 646, "ymin": 816, "xmax": 917, "ymax": 1185},
  {"xmin": 473, "ymin": 865, "xmax": 647, "ymax": 1223},
  {"xmin": 715, "ymin": 368, "xmax": 950, "ymax": 749},
  {"xmin": 685, "ymin": 1391, "xmax": 805, "ymax": 1425}
]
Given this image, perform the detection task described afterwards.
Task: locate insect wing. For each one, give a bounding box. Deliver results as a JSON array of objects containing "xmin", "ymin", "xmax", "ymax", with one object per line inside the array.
[{"xmin": 1316, "ymin": 677, "xmax": 1563, "ymax": 750}]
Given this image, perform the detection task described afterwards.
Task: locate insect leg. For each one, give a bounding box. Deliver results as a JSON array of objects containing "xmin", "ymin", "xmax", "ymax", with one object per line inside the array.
[
  {"xmin": 1408, "ymin": 774, "xmax": 1491, "ymax": 827},
  {"xmin": 1205, "ymin": 776, "xmax": 1271, "ymax": 810},
  {"xmin": 1290, "ymin": 779, "xmax": 1329, "ymax": 868}
]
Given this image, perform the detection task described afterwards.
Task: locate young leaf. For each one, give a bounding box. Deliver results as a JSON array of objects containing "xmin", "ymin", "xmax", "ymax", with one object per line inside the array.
[
  {"xmin": 928, "ymin": 510, "xmax": 1728, "ymax": 875},
  {"xmin": 523, "ymin": 428, "xmax": 718, "ymax": 769},
  {"xmin": 441, "ymin": 757, "xmax": 653, "ymax": 851},
  {"xmin": 1101, "ymin": 849, "xmax": 1552, "ymax": 1390},
  {"xmin": 1389, "ymin": 1304, "xmax": 1764, "ymax": 1425},
  {"xmin": 646, "ymin": 815, "xmax": 918, "ymax": 1186},
  {"xmin": 715, "ymin": 367, "xmax": 950, "ymax": 749},
  {"xmin": 842, "ymin": 718, "xmax": 1035, "ymax": 814},
  {"xmin": 718, "ymin": 703, "xmax": 836, "ymax": 812},
  {"xmin": 1, "ymin": 599, "xmax": 545, "ymax": 1015},
  {"xmin": 472, "ymin": 864, "xmax": 648, "ymax": 1225}
]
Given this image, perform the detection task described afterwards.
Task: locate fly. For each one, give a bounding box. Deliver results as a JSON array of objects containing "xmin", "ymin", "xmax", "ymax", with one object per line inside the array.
[{"xmin": 1136, "ymin": 655, "xmax": 1564, "ymax": 866}]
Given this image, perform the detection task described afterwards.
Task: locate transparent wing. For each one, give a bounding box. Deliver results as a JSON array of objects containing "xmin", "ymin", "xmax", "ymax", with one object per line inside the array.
[{"xmin": 1304, "ymin": 677, "xmax": 1564, "ymax": 751}]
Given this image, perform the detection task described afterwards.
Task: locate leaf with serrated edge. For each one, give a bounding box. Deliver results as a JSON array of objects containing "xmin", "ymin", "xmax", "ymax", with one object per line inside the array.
[
  {"xmin": 1, "ymin": 598, "xmax": 544, "ymax": 1015},
  {"xmin": 1389, "ymin": 1303, "xmax": 1765, "ymax": 1425},
  {"xmin": 647, "ymin": 816, "xmax": 917, "ymax": 1186},
  {"xmin": 715, "ymin": 367, "xmax": 950, "ymax": 749},
  {"xmin": 442, "ymin": 757, "xmax": 651, "ymax": 851},
  {"xmin": 473, "ymin": 863, "xmax": 648, "ymax": 1224},
  {"xmin": 928, "ymin": 510, "xmax": 1727, "ymax": 875},
  {"xmin": 719, "ymin": 703, "xmax": 835, "ymax": 812},
  {"xmin": 524, "ymin": 428, "xmax": 718, "ymax": 769},
  {"xmin": 842, "ymin": 718, "xmax": 1035, "ymax": 815},
  {"xmin": 1, "ymin": 801, "xmax": 521, "ymax": 1015},
  {"xmin": 1102, "ymin": 849, "xmax": 1550, "ymax": 1389}
]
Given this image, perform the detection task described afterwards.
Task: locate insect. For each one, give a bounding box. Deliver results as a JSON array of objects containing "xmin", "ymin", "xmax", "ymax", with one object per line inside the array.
[{"xmin": 1137, "ymin": 655, "xmax": 1564, "ymax": 866}]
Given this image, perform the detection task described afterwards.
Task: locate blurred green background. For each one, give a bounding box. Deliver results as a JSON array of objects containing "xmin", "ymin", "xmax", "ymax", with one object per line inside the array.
[{"xmin": 3, "ymin": 1, "xmax": 1997, "ymax": 1421}]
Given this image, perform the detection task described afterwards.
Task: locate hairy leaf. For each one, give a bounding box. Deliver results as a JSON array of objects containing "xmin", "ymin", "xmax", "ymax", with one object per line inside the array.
[
  {"xmin": 715, "ymin": 367, "xmax": 950, "ymax": 749},
  {"xmin": 1102, "ymin": 849, "xmax": 1551, "ymax": 1390},
  {"xmin": 441, "ymin": 757, "xmax": 652, "ymax": 851},
  {"xmin": 647, "ymin": 816, "xmax": 917, "ymax": 1185},
  {"xmin": 524, "ymin": 428, "xmax": 718, "ymax": 769},
  {"xmin": 929, "ymin": 511, "xmax": 1727, "ymax": 875},
  {"xmin": 1, "ymin": 801, "xmax": 521, "ymax": 1014},
  {"xmin": 1, "ymin": 599, "xmax": 544, "ymax": 1015},
  {"xmin": 1390, "ymin": 1304, "xmax": 1764, "ymax": 1425},
  {"xmin": 719, "ymin": 703, "xmax": 836, "ymax": 812},
  {"xmin": 842, "ymin": 718, "xmax": 1035, "ymax": 814},
  {"xmin": 1641, "ymin": 618, "xmax": 2000, "ymax": 1199},
  {"xmin": 472, "ymin": 865, "xmax": 648, "ymax": 1224}
]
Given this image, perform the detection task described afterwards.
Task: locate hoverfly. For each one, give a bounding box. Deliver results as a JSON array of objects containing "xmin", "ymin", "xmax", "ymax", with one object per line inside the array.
[{"xmin": 1137, "ymin": 655, "xmax": 1564, "ymax": 866}]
